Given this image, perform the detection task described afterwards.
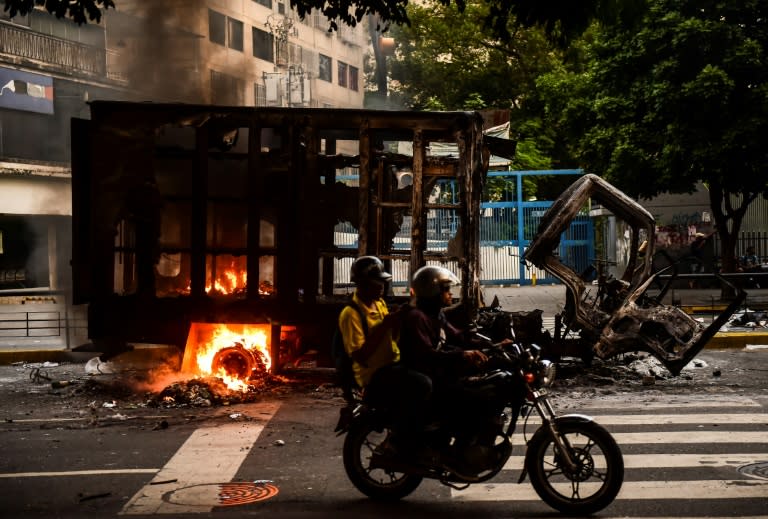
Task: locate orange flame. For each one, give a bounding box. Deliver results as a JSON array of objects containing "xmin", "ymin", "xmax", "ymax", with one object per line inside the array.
[
  {"xmin": 207, "ymin": 266, "xmax": 247, "ymax": 295},
  {"xmin": 193, "ymin": 324, "xmax": 271, "ymax": 392}
]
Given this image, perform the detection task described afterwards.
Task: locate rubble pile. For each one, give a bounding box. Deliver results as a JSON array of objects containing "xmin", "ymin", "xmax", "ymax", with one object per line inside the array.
[
  {"xmin": 724, "ymin": 310, "xmax": 768, "ymax": 330},
  {"xmin": 552, "ymin": 352, "xmax": 714, "ymax": 389},
  {"xmin": 146, "ymin": 371, "xmax": 334, "ymax": 408}
]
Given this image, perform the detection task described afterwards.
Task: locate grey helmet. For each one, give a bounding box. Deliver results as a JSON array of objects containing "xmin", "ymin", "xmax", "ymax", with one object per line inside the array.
[
  {"xmin": 411, "ymin": 266, "xmax": 459, "ymax": 298},
  {"xmin": 350, "ymin": 256, "xmax": 392, "ymax": 284}
]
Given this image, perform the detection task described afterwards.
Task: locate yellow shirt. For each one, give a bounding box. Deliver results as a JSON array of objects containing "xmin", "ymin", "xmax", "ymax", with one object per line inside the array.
[{"xmin": 338, "ymin": 292, "xmax": 400, "ymax": 387}]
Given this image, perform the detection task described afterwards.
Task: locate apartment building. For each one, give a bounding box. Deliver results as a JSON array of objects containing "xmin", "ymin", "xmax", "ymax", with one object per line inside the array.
[
  {"xmin": 0, "ymin": 1, "xmax": 367, "ymax": 349},
  {"xmin": 107, "ymin": 0, "xmax": 366, "ymax": 108}
]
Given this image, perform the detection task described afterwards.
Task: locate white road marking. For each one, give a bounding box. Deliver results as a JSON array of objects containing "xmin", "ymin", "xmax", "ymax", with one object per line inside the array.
[
  {"xmin": 3, "ymin": 415, "xmax": 170, "ymax": 423},
  {"xmin": 503, "ymin": 453, "xmax": 768, "ymax": 471},
  {"xmin": 510, "ymin": 430, "xmax": 767, "ymax": 444},
  {"xmin": 120, "ymin": 402, "xmax": 279, "ymax": 515},
  {"xmin": 558, "ymin": 396, "xmax": 761, "ymax": 409},
  {"xmin": 452, "ymin": 479, "xmax": 768, "ymax": 501},
  {"xmin": 0, "ymin": 469, "xmax": 159, "ymax": 478},
  {"xmin": 521, "ymin": 413, "xmax": 768, "ymax": 425}
]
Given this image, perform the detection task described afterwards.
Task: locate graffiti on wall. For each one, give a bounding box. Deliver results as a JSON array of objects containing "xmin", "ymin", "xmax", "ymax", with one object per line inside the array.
[{"xmin": 654, "ymin": 210, "xmax": 714, "ymax": 251}]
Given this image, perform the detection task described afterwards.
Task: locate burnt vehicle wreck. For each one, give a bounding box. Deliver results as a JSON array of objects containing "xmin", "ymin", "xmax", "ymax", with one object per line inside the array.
[{"xmin": 523, "ymin": 174, "xmax": 743, "ymax": 375}]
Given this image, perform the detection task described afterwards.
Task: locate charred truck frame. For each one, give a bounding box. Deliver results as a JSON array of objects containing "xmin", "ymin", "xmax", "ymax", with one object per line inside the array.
[{"xmin": 71, "ymin": 102, "xmax": 498, "ymax": 374}]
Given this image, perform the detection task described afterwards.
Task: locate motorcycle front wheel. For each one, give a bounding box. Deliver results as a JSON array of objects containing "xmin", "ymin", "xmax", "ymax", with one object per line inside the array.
[
  {"xmin": 342, "ymin": 420, "xmax": 423, "ymax": 501},
  {"xmin": 526, "ymin": 418, "xmax": 624, "ymax": 515}
]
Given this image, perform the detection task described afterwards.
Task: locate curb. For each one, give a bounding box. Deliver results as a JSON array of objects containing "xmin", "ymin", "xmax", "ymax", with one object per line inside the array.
[{"xmin": 707, "ymin": 331, "xmax": 768, "ymax": 350}]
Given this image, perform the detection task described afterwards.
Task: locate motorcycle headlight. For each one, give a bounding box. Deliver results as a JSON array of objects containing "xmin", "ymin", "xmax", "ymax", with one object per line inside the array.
[{"xmin": 539, "ymin": 360, "xmax": 556, "ymax": 387}]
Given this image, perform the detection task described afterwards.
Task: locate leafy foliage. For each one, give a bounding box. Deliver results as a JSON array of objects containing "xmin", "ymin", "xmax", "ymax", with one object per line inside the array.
[
  {"xmin": 2, "ymin": 0, "xmax": 635, "ymax": 43},
  {"xmin": 538, "ymin": 0, "xmax": 768, "ymax": 270},
  {"xmin": 3, "ymin": 0, "xmax": 114, "ymax": 24},
  {"xmin": 385, "ymin": 0, "xmax": 567, "ymax": 177}
]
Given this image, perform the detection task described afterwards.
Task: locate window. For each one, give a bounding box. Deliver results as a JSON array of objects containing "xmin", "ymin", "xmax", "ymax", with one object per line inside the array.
[
  {"xmin": 209, "ymin": 9, "xmax": 243, "ymax": 52},
  {"xmin": 29, "ymin": 10, "xmax": 103, "ymax": 46},
  {"xmin": 254, "ymin": 83, "xmax": 266, "ymax": 106},
  {"xmin": 338, "ymin": 61, "xmax": 348, "ymax": 88},
  {"xmin": 318, "ymin": 54, "xmax": 332, "ymax": 82},
  {"xmin": 349, "ymin": 66, "xmax": 359, "ymax": 91},
  {"xmin": 209, "ymin": 9, "xmax": 226, "ymax": 46},
  {"xmin": 252, "ymin": 27, "xmax": 274, "ymax": 62},
  {"xmin": 211, "ymin": 70, "xmax": 245, "ymax": 105},
  {"xmin": 252, "ymin": 0, "xmax": 272, "ymax": 7},
  {"xmin": 277, "ymin": 2, "xmax": 285, "ymax": 14},
  {"xmin": 227, "ymin": 18, "xmax": 244, "ymax": 51}
]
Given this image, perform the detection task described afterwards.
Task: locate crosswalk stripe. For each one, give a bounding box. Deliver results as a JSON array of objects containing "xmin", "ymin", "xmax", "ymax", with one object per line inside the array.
[
  {"xmin": 510, "ymin": 430, "xmax": 766, "ymax": 444},
  {"xmin": 520, "ymin": 413, "xmax": 768, "ymax": 425},
  {"xmin": 451, "ymin": 479, "xmax": 768, "ymax": 501},
  {"xmin": 120, "ymin": 402, "xmax": 280, "ymax": 515},
  {"xmin": 559, "ymin": 396, "xmax": 760, "ymax": 409},
  {"xmin": 502, "ymin": 453, "xmax": 768, "ymax": 471}
]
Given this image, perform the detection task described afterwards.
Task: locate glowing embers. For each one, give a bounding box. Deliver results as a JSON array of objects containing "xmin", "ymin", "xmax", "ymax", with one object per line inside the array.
[{"xmin": 182, "ymin": 323, "xmax": 271, "ymax": 392}]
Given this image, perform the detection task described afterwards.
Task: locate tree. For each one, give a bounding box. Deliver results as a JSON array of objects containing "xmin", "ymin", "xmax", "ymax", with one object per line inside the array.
[
  {"xmin": 538, "ymin": 0, "xmax": 768, "ymax": 275},
  {"xmin": 3, "ymin": 0, "xmax": 114, "ymax": 24},
  {"xmin": 3, "ymin": 0, "xmax": 640, "ymax": 42},
  {"xmin": 385, "ymin": 0, "xmax": 565, "ymax": 173}
]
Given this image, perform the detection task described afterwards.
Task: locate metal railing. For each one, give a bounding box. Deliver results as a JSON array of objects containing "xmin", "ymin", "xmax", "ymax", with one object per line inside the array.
[
  {"xmin": 0, "ymin": 23, "xmax": 106, "ymax": 76},
  {"xmin": 0, "ymin": 289, "xmax": 89, "ymax": 349},
  {"xmin": 0, "ymin": 310, "xmax": 62, "ymax": 338}
]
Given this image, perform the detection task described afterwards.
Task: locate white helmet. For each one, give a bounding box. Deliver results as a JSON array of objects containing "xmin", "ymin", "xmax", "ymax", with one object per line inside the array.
[{"xmin": 411, "ymin": 266, "xmax": 459, "ymax": 298}]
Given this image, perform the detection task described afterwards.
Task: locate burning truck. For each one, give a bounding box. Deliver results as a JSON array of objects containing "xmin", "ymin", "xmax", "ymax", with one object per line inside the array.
[{"xmin": 71, "ymin": 102, "xmax": 504, "ymax": 389}]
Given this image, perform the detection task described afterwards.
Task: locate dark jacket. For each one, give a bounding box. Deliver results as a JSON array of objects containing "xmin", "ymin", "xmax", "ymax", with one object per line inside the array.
[{"xmin": 398, "ymin": 305, "xmax": 466, "ymax": 383}]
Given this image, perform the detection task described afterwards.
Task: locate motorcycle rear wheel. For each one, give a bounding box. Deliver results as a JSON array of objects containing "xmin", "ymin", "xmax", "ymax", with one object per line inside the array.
[
  {"xmin": 526, "ymin": 418, "xmax": 624, "ymax": 515},
  {"xmin": 343, "ymin": 421, "xmax": 423, "ymax": 501}
]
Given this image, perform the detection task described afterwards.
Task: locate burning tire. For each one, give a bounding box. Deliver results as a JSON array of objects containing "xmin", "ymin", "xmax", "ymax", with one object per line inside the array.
[{"xmin": 211, "ymin": 343, "xmax": 266, "ymax": 380}]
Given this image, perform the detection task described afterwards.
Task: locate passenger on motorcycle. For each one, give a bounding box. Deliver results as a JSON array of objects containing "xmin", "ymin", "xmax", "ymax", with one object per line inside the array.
[{"xmin": 392, "ymin": 266, "xmax": 490, "ymax": 459}]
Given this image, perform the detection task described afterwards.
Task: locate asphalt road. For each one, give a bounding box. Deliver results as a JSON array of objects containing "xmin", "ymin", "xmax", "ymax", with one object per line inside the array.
[{"xmin": 1, "ymin": 349, "xmax": 767, "ymax": 518}]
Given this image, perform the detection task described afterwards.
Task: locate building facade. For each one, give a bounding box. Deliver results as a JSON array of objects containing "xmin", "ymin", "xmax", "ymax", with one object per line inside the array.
[{"xmin": 0, "ymin": 1, "xmax": 367, "ymax": 350}]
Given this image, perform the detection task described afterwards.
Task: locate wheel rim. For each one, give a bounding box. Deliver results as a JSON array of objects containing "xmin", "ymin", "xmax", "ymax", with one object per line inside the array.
[
  {"xmin": 540, "ymin": 431, "xmax": 611, "ymax": 502},
  {"xmin": 354, "ymin": 427, "xmax": 411, "ymax": 488}
]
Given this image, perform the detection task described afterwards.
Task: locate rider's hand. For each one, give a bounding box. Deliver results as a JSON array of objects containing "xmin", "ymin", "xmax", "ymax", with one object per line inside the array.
[{"xmin": 462, "ymin": 349, "xmax": 488, "ymax": 367}]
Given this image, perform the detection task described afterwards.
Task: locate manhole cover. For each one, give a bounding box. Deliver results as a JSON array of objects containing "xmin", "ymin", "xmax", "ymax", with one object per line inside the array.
[
  {"xmin": 738, "ymin": 462, "xmax": 768, "ymax": 480},
  {"xmin": 166, "ymin": 481, "xmax": 279, "ymax": 507}
]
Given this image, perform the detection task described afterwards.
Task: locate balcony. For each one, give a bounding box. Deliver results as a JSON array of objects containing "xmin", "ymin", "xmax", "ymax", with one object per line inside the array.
[{"xmin": 0, "ymin": 23, "xmax": 105, "ymax": 77}]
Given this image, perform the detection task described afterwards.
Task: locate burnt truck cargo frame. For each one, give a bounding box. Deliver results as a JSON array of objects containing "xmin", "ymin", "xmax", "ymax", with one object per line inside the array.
[{"xmin": 71, "ymin": 102, "xmax": 498, "ymax": 369}]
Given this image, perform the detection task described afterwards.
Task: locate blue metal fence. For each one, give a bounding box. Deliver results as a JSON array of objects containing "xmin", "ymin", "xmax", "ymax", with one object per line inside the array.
[
  {"xmin": 479, "ymin": 170, "xmax": 593, "ymax": 285},
  {"xmin": 334, "ymin": 169, "xmax": 594, "ymax": 286}
]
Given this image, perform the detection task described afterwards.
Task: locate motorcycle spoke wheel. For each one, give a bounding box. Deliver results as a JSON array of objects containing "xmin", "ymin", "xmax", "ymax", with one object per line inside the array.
[
  {"xmin": 527, "ymin": 419, "xmax": 623, "ymax": 515},
  {"xmin": 343, "ymin": 422, "xmax": 422, "ymax": 501}
]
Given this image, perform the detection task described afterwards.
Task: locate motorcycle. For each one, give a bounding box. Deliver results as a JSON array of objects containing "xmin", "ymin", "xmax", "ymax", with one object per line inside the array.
[{"xmin": 337, "ymin": 342, "xmax": 624, "ymax": 515}]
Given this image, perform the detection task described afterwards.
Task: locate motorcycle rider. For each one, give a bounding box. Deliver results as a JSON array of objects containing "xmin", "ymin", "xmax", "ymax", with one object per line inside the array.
[
  {"xmin": 391, "ymin": 265, "xmax": 489, "ymax": 460},
  {"xmin": 339, "ymin": 257, "xmax": 431, "ymax": 420},
  {"xmin": 338, "ymin": 256, "xmax": 400, "ymax": 389}
]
